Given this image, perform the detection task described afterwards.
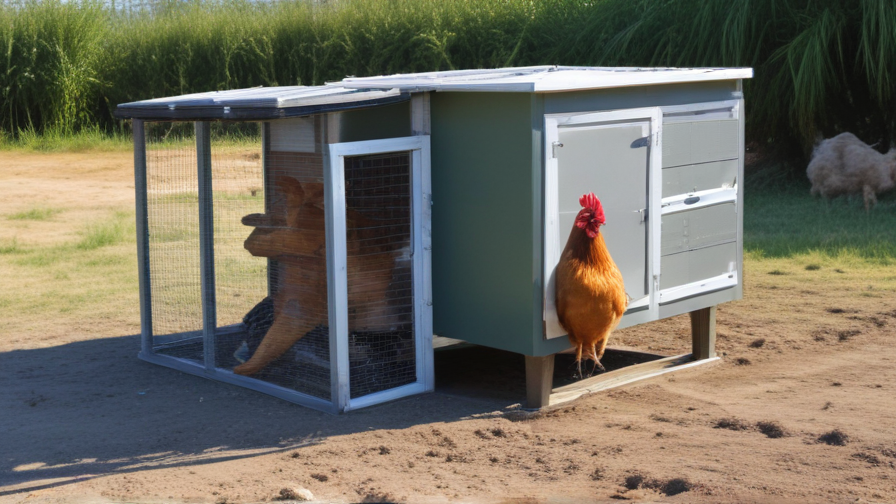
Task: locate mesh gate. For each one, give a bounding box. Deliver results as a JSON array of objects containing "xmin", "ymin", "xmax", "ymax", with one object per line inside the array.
[
  {"xmin": 136, "ymin": 118, "xmax": 431, "ymax": 412},
  {"xmin": 344, "ymin": 152, "xmax": 416, "ymax": 398}
]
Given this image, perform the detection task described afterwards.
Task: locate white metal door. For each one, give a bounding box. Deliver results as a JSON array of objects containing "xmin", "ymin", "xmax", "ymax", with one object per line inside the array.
[{"xmin": 544, "ymin": 108, "xmax": 662, "ymax": 339}]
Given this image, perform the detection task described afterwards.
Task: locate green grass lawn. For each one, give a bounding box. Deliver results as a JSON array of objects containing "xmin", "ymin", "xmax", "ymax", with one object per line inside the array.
[{"xmin": 744, "ymin": 178, "xmax": 896, "ymax": 265}]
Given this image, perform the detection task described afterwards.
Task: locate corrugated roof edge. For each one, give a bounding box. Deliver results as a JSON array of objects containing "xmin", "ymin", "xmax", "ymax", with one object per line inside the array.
[
  {"xmin": 337, "ymin": 66, "xmax": 754, "ymax": 93},
  {"xmin": 114, "ymin": 87, "xmax": 410, "ymax": 121}
]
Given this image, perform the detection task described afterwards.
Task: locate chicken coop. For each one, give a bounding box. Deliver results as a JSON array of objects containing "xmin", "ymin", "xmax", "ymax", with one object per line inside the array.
[{"xmin": 116, "ymin": 65, "xmax": 752, "ymax": 413}]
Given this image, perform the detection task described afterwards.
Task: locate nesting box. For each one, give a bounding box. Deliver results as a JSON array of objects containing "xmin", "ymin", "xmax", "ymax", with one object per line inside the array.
[{"xmin": 116, "ymin": 66, "xmax": 752, "ymax": 412}]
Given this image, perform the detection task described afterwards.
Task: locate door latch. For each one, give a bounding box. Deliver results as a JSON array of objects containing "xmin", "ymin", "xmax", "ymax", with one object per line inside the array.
[
  {"xmin": 551, "ymin": 141, "xmax": 564, "ymax": 158},
  {"xmin": 634, "ymin": 208, "xmax": 648, "ymax": 223}
]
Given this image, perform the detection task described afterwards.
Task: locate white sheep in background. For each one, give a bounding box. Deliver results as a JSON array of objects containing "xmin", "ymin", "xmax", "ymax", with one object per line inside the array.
[{"xmin": 807, "ymin": 132, "xmax": 896, "ymax": 211}]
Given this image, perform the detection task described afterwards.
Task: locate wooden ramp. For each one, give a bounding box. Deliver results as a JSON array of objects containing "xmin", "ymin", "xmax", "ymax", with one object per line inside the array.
[{"xmin": 545, "ymin": 353, "xmax": 720, "ymax": 407}]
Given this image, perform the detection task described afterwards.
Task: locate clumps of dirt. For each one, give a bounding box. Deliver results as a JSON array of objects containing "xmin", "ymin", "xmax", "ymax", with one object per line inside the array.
[
  {"xmin": 837, "ymin": 330, "xmax": 861, "ymax": 342},
  {"xmin": 853, "ymin": 452, "xmax": 883, "ymax": 466},
  {"xmin": 445, "ymin": 453, "xmax": 467, "ymax": 463},
  {"xmin": 826, "ymin": 307, "xmax": 848, "ymax": 314},
  {"xmin": 310, "ymin": 473, "xmax": 329, "ymax": 482},
  {"xmin": 805, "ymin": 264, "xmax": 821, "ymax": 271},
  {"xmin": 756, "ymin": 421, "xmax": 786, "ymax": 439},
  {"xmin": 622, "ymin": 473, "xmax": 695, "ymax": 496},
  {"xmin": 768, "ymin": 270, "xmax": 789, "ymax": 276},
  {"xmin": 734, "ymin": 357, "xmax": 752, "ymax": 366},
  {"xmin": 475, "ymin": 427, "xmax": 509, "ymax": 439},
  {"xmin": 275, "ymin": 487, "xmax": 313, "ymax": 501},
  {"xmin": 590, "ymin": 467, "xmax": 606, "ymax": 481},
  {"xmin": 649, "ymin": 414, "xmax": 672, "ymax": 423},
  {"xmin": 623, "ymin": 474, "xmax": 645, "ymax": 490},
  {"xmin": 377, "ymin": 446, "xmax": 390, "ymax": 455},
  {"xmin": 715, "ymin": 417, "xmax": 751, "ymax": 431},
  {"xmin": 749, "ymin": 338, "xmax": 766, "ymax": 348},
  {"xmin": 431, "ymin": 428, "xmax": 457, "ymax": 449},
  {"xmin": 822, "ymin": 402, "xmax": 833, "ymax": 410},
  {"xmin": 848, "ymin": 315, "xmax": 888, "ymax": 327},
  {"xmin": 359, "ymin": 489, "xmax": 395, "ymax": 503},
  {"xmin": 425, "ymin": 450, "xmax": 439, "ymax": 457},
  {"xmin": 832, "ymin": 382, "xmax": 842, "ymax": 386},
  {"xmin": 818, "ymin": 429, "xmax": 850, "ymax": 446}
]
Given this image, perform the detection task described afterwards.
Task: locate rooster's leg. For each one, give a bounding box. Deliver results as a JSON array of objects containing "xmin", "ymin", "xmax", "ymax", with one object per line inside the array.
[{"xmin": 575, "ymin": 344, "xmax": 584, "ymax": 379}]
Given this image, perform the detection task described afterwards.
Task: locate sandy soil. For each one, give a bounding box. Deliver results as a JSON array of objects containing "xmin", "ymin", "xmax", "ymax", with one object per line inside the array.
[{"xmin": 1, "ymin": 151, "xmax": 895, "ymax": 504}]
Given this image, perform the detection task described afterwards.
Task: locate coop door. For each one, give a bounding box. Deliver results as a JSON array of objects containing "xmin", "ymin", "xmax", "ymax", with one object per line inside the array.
[
  {"xmin": 544, "ymin": 108, "xmax": 662, "ymax": 339},
  {"xmin": 327, "ymin": 136, "xmax": 433, "ymax": 412}
]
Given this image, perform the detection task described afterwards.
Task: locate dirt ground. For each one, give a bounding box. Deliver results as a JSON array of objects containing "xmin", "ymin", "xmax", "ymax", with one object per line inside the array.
[{"xmin": 1, "ymin": 151, "xmax": 895, "ymax": 504}]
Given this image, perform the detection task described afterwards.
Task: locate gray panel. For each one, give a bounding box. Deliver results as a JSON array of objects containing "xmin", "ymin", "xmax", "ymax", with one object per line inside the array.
[
  {"xmin": 660, "ymin": 242, "xmax": 737, "ymax": 290},
  {"xmin": 661, "ymin": 203, "xmax": 736, "ymax": 256},
  {"xmin": 557, "ymin": 123, "xmax": 649, "ymax": 299},
  {"xmin": 662, "ymin": 120, "xmax": 739, "ymax": 168},
  {"xmin": 663, "ymin": 159, "xmax": 737, "ymax": 198}
]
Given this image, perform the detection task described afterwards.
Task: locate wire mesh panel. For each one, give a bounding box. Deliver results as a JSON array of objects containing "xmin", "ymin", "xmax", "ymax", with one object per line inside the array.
[
  {"xmin": 208, "ymin": 124, "xmax": 269, "ymax": 370},
  {"xmin": 230, "ymin": 118, "xmax": 331, "ymax": 400},
  {"xmin": 344, "ymin": 152, "xmax": 416, "ymax": 398},
  {"xmin": 145, "ymin": 122, "xmax": 203, "ymax": 361}
]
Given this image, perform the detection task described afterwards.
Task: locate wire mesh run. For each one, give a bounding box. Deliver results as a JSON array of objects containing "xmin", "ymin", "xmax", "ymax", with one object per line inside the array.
[
  {"xmin": 230, "ymin": 118, "xmax": 332, "ymax": 399},
  {"xmin": 344, "ymin": 152, "xmax": 416, "ymax": 398},
  {"xmin": 145, "ymin": 122, "xmax": 203, "ymax": 361}
]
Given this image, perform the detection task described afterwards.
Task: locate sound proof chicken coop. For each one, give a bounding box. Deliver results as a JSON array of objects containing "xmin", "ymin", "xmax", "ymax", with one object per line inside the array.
[{"xmin": 116, "ymin": 65, "xmax": 752, "ymax": 413}]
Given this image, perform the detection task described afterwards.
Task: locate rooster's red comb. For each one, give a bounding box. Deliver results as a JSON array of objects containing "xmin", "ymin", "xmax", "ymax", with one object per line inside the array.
[
  {"xmin": 575, "ymin": 193, "xmax": 605, "ymax": 237},
  {"xmin": 579, "ymin": 193, "xmax": 601, "ymax": 212}
]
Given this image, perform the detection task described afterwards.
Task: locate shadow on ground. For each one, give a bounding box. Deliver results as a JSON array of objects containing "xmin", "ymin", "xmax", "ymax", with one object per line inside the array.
[{"xmin": 0, "ymin": 333, "xmax": 662, "ymax": 497}]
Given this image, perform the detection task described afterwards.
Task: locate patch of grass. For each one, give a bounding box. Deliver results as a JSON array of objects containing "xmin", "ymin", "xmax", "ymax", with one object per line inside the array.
[
  {"xmin": 76, "ymin": 212, "xmax": 134, "ymax": 251},
  {"xmin": 0, "ymin": 238, "xmax": 21, "ymax": 254},
  {"xmin": 7, "ymin": 207, "xmax": 63, "ymax": 221},
  {"xmin": 745, "ymin": 183, "xmax": 896, "ymax": 264},
  {"xmin": 2, "ymin": 128, "xmax": 132, "ymax": 153}
]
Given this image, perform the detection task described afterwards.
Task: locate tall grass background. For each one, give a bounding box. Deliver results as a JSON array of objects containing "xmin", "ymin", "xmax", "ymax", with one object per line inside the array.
[{"xmin": 1, "ymin": 0, "xmax": 896, "ymax": 163}]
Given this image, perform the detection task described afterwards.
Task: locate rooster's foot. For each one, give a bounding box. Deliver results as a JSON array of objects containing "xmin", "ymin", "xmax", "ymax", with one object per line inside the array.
[{"xmin": 586, "ymin": 360, "xmax": 606, "ymax": 377}]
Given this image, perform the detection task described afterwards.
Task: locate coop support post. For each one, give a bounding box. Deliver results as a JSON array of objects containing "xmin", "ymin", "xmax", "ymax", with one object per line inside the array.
[
  {"xmin": 324, "ymin": 114, "xmax": 350, "ymax": 412},
  {"xmin": 525, "ymin": 354, "xmax": 555, "ymax": 409},
  {"xmin": 411, "ymin": 92, "xmax": 435, "ymax": 393},
  {"xmin": 261, "ymin": 121, "xmax": 274, "ymax": 300},
  {"xmin": 133, "ymin": 119, "xmax": 153, "ymax": 356},
  {"xmin": 690, "ymin": 305, "xmax": 716, "ymax": 360},
  {"xmin": 196, "ymin": 121, "xmax": 217, "ymax": 373}
]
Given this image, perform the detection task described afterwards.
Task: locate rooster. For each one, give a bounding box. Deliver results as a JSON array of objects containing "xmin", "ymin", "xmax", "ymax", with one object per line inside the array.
[{"xmin": 555, "ymin": 193, "xmax": 628, "ymax": 377}]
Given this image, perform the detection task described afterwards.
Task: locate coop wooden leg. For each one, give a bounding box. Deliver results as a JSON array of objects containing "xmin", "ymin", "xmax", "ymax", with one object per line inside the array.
[
  {"xmin": 525, "ymin": 354, "xmax": 555, "ymax": 409},
  {"xmin": 690, "ymin": 306, "xmax": 717, "ymax": 360}
]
